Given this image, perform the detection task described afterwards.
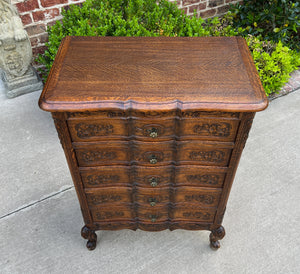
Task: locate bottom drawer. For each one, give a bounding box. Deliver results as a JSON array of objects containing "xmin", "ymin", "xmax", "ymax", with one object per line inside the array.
[
  {"xmin": 137, "ymin": 205, "xmax": 169, "ymax": 223},
  {"xmin": 172, "ymin": 206, "xmax": 216, "ymax": 223},
  {"xmin": 91, "ymin": 205, "xmax": 134, "ymax": 222}
]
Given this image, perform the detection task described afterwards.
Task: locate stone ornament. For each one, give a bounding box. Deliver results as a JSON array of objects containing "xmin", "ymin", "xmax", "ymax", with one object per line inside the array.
[{"xmin": 0, "ymin": 0, "xmax": 43, "ymax": 98}]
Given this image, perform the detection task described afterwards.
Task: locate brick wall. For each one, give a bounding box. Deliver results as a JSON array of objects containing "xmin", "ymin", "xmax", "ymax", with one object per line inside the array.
[{"xmin": 12, "ymin": 0, "xmax": 241, "ymax": 68}]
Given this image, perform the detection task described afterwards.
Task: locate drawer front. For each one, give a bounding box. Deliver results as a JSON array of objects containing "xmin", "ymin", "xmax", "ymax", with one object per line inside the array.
[
  {"xmin": 172, "ymin": 206, "xmax": 216, "ymax": 222},
  {"xmin": 177, "ymin": 142, "xmax": 233, "ymax": 166},
  {"xmin": 85, "ymin": 187, "xmax": 132, "ymax": 206},
  {"xmin": 134, "ymin": 166, "xmax": 172, "ymax": 188},
  {"xmin": 175, "ymin": 166, "xmax": 226, "ymax": 188},
  {"xmin": 174, "ymin": 187, "xmax": 221, "ymax": 207},
  {"xmin": 132, "ymin": 118, "xmax": 175, "ymax": 140},
  {"xmin": 74, "ymin": 141, "xmax": 174, "ymax": 166},
  {"xmin": 74, "ymin": 142, "xmax": 130, "ymax": 166},
  {"xmin": 134, "ymin": 187, "xmax": 170, "ymax": 206},
  {"xmin": 180, "ymin": 118, "xmax": 239, "ymax": 141},
  {"xmin": 132, "ymin": 141, "xmax": 174, "ymax": 165},
  {"xmin": 68, "ymin": 118, "xmax": 128, "ymax": 141},
  {"xmin": 80, "ymin": 166, "xmax": 131, "ymax": 188},
  {"xmin": 137, "ymin": 205, "xmax": 169, "ymax": 223},
  {"xmin": 91, "ymin": 205, "xmax": 134, "ymax": 221}
]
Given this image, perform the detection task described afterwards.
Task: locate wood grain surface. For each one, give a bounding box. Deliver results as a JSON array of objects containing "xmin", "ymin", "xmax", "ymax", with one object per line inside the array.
[
  {"xmin": 40, "ymin": 37, "xmax": 268, "ymax": 250},
  {"xmin": 39, "ymin": 36, "xmax": 268, "ymax": 112}
]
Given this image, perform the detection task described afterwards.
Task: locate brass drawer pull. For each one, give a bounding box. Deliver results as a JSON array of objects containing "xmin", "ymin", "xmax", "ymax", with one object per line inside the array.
[
  {"xmin": 149, "ymin": 215, "xmax": 157, "ymax": 222},
  {"xmin": 149, "ymin": 177, "xmax": 158, "ymax": 187},
  {"xmin": 149, "ymin": 197, "xmax": 157, "ymax": 206},
  {"xmin": 148, "ymin": 127, "xmax": 158, "ymax": 138},
  {"xmin": 149, "ymin": 155, "xmax": 157, "ymax": 164}
]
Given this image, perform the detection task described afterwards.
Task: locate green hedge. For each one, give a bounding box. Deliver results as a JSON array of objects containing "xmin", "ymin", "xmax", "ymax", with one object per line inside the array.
[
  {"xmin": 230, "ymin": 0, "xmax": 300, "ymax": 51},
  {"xmin": 38, "ymin": 0, "xmax": 300, "ymax": 96}
]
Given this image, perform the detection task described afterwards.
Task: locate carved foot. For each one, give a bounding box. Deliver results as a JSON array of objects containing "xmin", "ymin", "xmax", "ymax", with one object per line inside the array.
[
  {"xmin": 209, "ymin": 226, "xmax": 225, "ymax": 250},
  {"xmin": 81, "ymin": 225, "xmax": 97, "ymax": 251}
]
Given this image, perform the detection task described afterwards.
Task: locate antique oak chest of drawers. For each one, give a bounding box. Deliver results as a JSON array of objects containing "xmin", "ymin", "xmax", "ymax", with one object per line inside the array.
[{"xmin": 39, "ymin": 36, "xmax": 268, "ymax": 250}]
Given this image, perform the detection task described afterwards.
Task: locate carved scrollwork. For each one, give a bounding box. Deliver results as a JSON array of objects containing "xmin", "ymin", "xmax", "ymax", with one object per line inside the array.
[
  {"xmin": 95, "ymin": 211, "xmax": 125, "ymax": 220},
  {"xmin": 193, "ymin": 122, "xmax": 231, "ymax": 137},
  {"xmin": 89, "ymin": 194, "xmax": 122, "ymax": 205},
  {"xmin": 186, "ymin": 174, "xmax": 220, "ymax": 185},
  {"xmin": 184, "ymin": 194, "xmax": 215, "ymax": 204},
  {"xmin": 182, "ymin": 211, "xmax": 211, "ymax": 220},
  {"xmin": 131, "ymin": 110, "xmax": 176, "ymax": 117},
  {"xmin": 182, "ymin": 111, "xmax": 239, "ymax": 118},
  {"xmin": 106, "ymin": 111, "xmax": 126, "ymax": 117},
  {"xmin": 52, "ymin": 116, "xmax": 66, "ymax": 149},
  {"xmin": 75, "ymin": 123, "xmax": 114, "ymax": 138},
  {"xmin": 79, "ymin": 151, "xmax": 117, "ymax": 162},
  {"xmin": 189, "ymin": 150, "xmax": 225, "ymax": 163},
  {"xmin": 240, "ymin": 113, "xmax": 255, "ymax": 148},
  {"xmin": 86, "ymin": 174, "xmax": 120, "ymax": 186}
]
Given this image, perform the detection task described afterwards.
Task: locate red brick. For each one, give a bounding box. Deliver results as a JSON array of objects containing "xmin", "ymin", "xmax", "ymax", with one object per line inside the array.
[
  {"xmin": 217, "ymin": 5, "xmax": 229, "ymax": 14},
  {"xmin": 40, "ymin": 0, "xmax": 68, "ymax": 8},
  {"xmin": 208, "ymin": 0, "xmax": 224, "ymax": 8},
  {"xmin": 20, "ymin": 14, "xmax": 32, "ymax": 25},
  {"xmin": 197, "ymin": 2, "xmax": 207, "ymax": 11},
  {"xmin": 32, "ymin": 46, "xmax": 47, "ymax": 55},
  {"xmin": 188, "ymin": 3, "xmax": 207, "ymax": 14},
  {"xmin": 181, "ymin": 7, "xmax": 188, "ymax": 14},
  {"xmin": 183, "ymin": 0, "xmax": 201, "ymax": 6},
  {"xmin": 200, "ymin": 8, "xmax": 217, "ymax": 18},
  {"xmin": 25, "ymin": 24, "xmax": 46, "ymax": 36},
  {"xmin": 16, "ymin": 0, "xmax": 39, "ymax": 13},
  {"xmin": 47, "ymin": 19, "xmax": 61, "ymax": 28},
  {"xmin": 39, "ymin": 33, "xmax": 49, "ymax": 44},
  {"xmin": 30, "ymin": 37, "xmax": 39, "ymax": 47},
  {"xmin": 188, "ymin": 4, "xmax": 199, "ymax": 14},
  {"xmin": 32, "ymin": 8, "xmax": 60, "ymax": 22}
]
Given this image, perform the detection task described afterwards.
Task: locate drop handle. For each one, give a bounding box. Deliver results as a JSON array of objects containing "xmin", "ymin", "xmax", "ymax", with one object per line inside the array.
[
  {"xmin": 149, "ymin": 215, "xmax": 158, "ymax": 222},
  {"xmin": 149, "ymin": 197, "xmax": 157, "ymax": 206},
  {"xmin": 149, "ymin": 177, "xmax": 158, "ymax": 187},
  {"xmin": 148, "ymin": 127, "xmax": 158, "ymax": 138},
  {"xmin": 149, "ymin": 155, "xmax": 157, "ymax": 164}
]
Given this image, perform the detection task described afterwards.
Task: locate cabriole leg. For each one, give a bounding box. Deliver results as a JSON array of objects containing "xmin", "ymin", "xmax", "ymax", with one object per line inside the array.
[
  {"xmin": 81, "ymin": 225, "xmax": 97, "ymax": 250},
  {"xmin": 209, "ymin": 225, "xmax": 225, "ymax": 250}
]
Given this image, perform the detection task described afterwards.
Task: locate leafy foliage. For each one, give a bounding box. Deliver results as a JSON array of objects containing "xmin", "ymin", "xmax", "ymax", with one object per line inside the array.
[
  {"xmin": 246, "ymin": 35, "xmax": 300, "ymax": 95},
  {"xmin": 230, "ymin": 0, "xmax": 300, "ymax": 51},
  {"xmin": 37, "ymin": 0, "xmax": 300, "ymax": 96},
  {"xmin": 37, "ymin": 0, "xmax": 238, "ymax": 81}
]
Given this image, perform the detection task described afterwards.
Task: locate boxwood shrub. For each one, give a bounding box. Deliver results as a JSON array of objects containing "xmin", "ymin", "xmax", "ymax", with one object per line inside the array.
[{"xmin": 38, "ymin": 0, "xmax": 300, "ymax": 96}]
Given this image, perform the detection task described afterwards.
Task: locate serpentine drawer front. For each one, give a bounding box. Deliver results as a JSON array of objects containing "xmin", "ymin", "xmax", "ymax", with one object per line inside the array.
[{"xmin": 39, "ymin": 36, "xmax": 268, "ymax": 251}]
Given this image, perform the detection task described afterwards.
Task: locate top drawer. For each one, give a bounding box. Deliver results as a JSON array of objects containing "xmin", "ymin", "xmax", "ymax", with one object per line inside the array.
[
  {"xmin": 68, "ymin": 118, "xmax": 127, "ymax": 141},
  {"xmin": 68, "ymin": 116, "xmax": 239, "ymax": 142}
]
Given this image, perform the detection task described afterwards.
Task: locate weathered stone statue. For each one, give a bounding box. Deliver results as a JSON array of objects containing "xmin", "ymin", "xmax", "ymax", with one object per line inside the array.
[{"xmin": 0, "ymin": 0, "xmax": 43, "ymax": 98}]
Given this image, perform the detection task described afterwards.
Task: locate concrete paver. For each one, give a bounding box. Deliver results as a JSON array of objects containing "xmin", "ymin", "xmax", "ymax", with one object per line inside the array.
[
  {"xmin": 0, "ymin": 84, "xmax": 72, "ymax": 218},
  {"xmin": 0, "ymin": 83, "xmax": 299, "ymax": 273}
]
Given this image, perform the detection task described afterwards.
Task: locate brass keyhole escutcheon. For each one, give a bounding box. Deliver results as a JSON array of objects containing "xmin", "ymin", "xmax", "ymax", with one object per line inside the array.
[
  {"xmin": 149, "ymin": 215, "xmax": 157, "ymax": 222},
  {"xmin": 149, "ymin": 197, "xmax": 157, "ymax": 206},
  {"xmin": 149, "ymin": 177, "xmax": 158, "ymax": 187},
  {"xmin": 149, "ymin": 127, "xmax": 158, "ymax": 138},
  {"xmin": 149, "ymin": 155, "xmax": 157, "ymax": 164}
]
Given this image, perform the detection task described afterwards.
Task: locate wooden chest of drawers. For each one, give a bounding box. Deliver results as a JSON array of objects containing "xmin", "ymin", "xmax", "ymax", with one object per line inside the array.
[{"xmin": 39, "ymin": 36, "xmax": 268, "ymax": 250}]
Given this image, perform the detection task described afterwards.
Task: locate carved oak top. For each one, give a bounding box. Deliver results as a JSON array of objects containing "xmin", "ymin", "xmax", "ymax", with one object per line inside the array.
[{"xmin": 39, "ymin": 36, "xmax": 268, "ymax": 112}]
